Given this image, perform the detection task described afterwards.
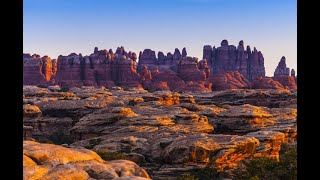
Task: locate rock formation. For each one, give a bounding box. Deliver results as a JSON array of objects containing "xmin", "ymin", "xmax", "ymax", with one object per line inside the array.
[
  {"xmin": 203, "ymin": 40, "xmax": 265, "ymax": 81},
  {"xmin": 55, "ymin": 47, "xmax": 142, "ymax": 89},
  {"xmin": 274, "ymin": 56, "xmax": 290, "ymax": 77},
  {"xmin": 198, "ymin": 59, "xmax": 210, "ymax": 78},
  {"xmin": 291, "ymin": 69, "xmax": 295, "ymax": 77},
  {"xmin": 138, "ymin": 49, "xmax": 157, "ymax": 68},
  {"xmin": 23, "ymin": 54, "xmax": 55, "ymax": 85},
  {"xmin": 273, "ymin": 56, "xmax": 297, "ymax": 89},
  {"xmin": 24, "ymin": 41, "xmax": 296, "ymax": 91},
  {"xmin": 182, "ymin": 47, "xmax": 187, "ymax": 57},
  {"xmin": 177, "ymin": 57, "xmax": 206, "ymax": 82},
  {"xmin": 55, "ymin": 53, "xmax": 88, "ymax": 87}
]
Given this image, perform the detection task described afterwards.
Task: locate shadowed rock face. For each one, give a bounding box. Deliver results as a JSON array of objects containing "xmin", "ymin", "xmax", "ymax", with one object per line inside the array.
[{"xmin": 203, "ymin": 40, "xmax": 265, "ymax": 81}]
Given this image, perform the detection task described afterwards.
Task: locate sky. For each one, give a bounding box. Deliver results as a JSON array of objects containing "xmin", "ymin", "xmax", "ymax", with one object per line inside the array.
[{"xmin": 23, "ymin": 0, "xmax": 297, "ymax": 76}]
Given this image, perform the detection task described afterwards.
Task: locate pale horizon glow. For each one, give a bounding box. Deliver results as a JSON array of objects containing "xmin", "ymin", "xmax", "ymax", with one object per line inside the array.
[{"xmin": 23, "ymin": 0, "xmax": 297, "ymax": 76}]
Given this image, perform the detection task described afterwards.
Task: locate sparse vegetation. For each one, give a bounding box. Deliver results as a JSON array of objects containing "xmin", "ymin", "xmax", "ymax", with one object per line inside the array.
[
  {"xmin": 177, "ymin": 174, "xmax": 198, "ymax": 180},
  {"xmin": 177, "ymin": 165, "xmax": 224, "ymax": 180},
  {"xmin": 128, "ymin": 99, "xmax": 138, "ymax": 106},
  {"xmin": 58, "ymin": 87, "xmax": 69, "ymax": 92},
  {"xmin": 96, "ymin": 150, "xmax": 129, "ymax": 161},
  {"xmin": 233, "ymin": 144, "xmax": 297, "ymax": 180},
  {"xmin": 37, "ymin": 84, "xmax": 47, "ymax": 88},
  {"xmin": 177, "ymin": 144, "xmax": 297, "ymax": 180},
  {"xmin": 84, "ymin": 138, "xmax": 103, "ymax": 149},
  {"xmin": 124, "ymin": 87, "xmax": 131, "ymax": 91},
  {"xmin": 47, "ymin": 131, "xmax": 73, "ymax": 145},
  {"xmin": 37, "ymin": 137, "xmax": 54, "ymax": 144}
]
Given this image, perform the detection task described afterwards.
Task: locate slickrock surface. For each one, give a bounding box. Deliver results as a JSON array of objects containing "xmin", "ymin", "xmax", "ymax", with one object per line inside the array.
[
  {"xmin": 23, "ymin": 141, "xmax": 150, "ymax": 180},
  {"xmin": 23, "ymin": 86, "xmax": 296, "ymax": 179}
]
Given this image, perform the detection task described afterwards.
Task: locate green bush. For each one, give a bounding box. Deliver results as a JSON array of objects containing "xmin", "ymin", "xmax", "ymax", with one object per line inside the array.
[
  {"xmin": 128, "ymin": 99, "xmax": 138, "ymax": 106},
  {"xmin": 96, "ymin": 151, "xmax": 129, "ymax": 161},
  {"xmin": 47, "ymin": 131, "xmax": 73, "ymax": 145},
  {"xmin": 233, "ymin": 146, "xmax": 297, "ymax": 180},
  {"xmin": 124, "ymin": 87, "xmax": 131, "ymax": 91},
  {"xmin": 85, "ymin": 138, "xmax": 103, "ymax": 149},
  {"xmin": 58, "ymin": 87, "xmax": 69, "ymax": 92},
  {"xmin": 177, "ymin": 174, "xmax": 198, "ymax": 180},
  {"xmin": 37, "ymin": 84, "xmax": 47, "ymax": 88},
  {"xmin": 37, "ymin": 137, "xmax": 54, "ymax": 144},
  {"xmin": 177, "ymin": 165, "xmax": 224, "ymax": 180},
  {"xmin": 177, "ymin": 145, "xmax": 297, "ymax": 180}
]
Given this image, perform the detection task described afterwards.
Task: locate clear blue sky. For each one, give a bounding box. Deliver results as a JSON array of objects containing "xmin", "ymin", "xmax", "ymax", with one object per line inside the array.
[{"xmin": 23, "ymin": 0, "xmax": 297, "ymax": 76}]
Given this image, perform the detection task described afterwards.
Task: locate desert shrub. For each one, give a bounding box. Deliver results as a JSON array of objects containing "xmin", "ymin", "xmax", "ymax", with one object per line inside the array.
[
  {"xmin": 37, "ymin": 137, "xmax": 54, "ymax": 144},
  {"xmin": 233, "ymin": 146, "xmax": 297, "ymax": 180},
  {"xmin": 177, "ymin": 165, "xmax": 225, "ymax": 180},
  {"xmin": 177, "ymin": 174, "xmax": 198, "ymax": 180},
  {"xmin": 128, "ymin": 99, "xmax": 138, "ymax": 106},
  {"xmin": 96, "ymin": 151, "xmax": 129, "ymax": 161},
  {"xmin": 58, "ymin": 87, "xmax": 69, "ymax": 92},
  {"xmin": 184, "ymin": 99, "xmax": 194, "ymax": 103},
  {"xmin": 85, "ymin": 138, "xmax": 103, "ymax": 149},
  {"xmin": 37, "ymin": 84, "xmax": 47, "ymax": 88},
  {"xmin": 48, "ymin": 131, "xmax": 73, "ymax": 145}
]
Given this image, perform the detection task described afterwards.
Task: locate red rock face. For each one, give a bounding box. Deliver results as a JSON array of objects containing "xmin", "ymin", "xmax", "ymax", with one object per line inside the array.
[
  {"xmin": 144, "ymin": 81, "xmax": 170, "ymax": 92},
  {"xmin": 198, "ymin": 59, "xmax": 211, "ymax": 79},
  {"xmin": 139, "ymin": 65, "xmax": 152, "ymax": 81},
  {"xmin": 176, "ymin": 81, "xmax": 212, "ymax": 93},
  {"xmin": 208, "ymin": 71, "xmax": 251, "ymax": 91},
  {"xmin": 54, "ymin": 47, "xmax": 143, "ymax": 88},
  {"xmin": 152, "ymin": 69, "xmax": 185, "ymax": 91},
  {"xmin": 177, "ymin": 57, "xmax": 206, "ymax": 82},
  {"xmin": 252, "ymin": 77, "xmax": 285, "ymax": 89},
  {"xmin": 23, "ymin": 54, "xmax": 53, "ymax": 85},
  {"xmin": 138, "ymin": 49, "xmax": 157, "ymax": 68},
  {"xmin": 112, "ymin": 54, "xmax": 142, "ymax": 89},
  {"xmin": 89, "ymin": 50, "xmax": 113, "ymax": 86},
  {"xmin": 273, "ymin": 76, "xmax": 297, "ymax": 90},
  {"xmin": 41, "ymin": 56, "xmax": 53, "ymax": 81},
  {"xmin": 203, "ymin": 40, "xmax": 265, "ymax": 81},
  {"xmin": 55, "ymin": 53, "xmax": 86, "ymax": 88},
  {"xmin": 51, "ymin": 59, "xmax": 57, "ymax": 78}
]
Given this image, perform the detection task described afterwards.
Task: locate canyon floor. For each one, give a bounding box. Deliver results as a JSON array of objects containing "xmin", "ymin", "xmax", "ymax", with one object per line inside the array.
[{"xmin": 23, "ymin": 85, "xmax": 297, "ymax": 180}]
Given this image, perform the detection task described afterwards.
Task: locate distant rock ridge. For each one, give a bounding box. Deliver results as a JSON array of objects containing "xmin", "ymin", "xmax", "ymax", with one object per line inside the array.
[{"xmin": 23, "ymin": 40, "xmax": 297, "ymax": 91}]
